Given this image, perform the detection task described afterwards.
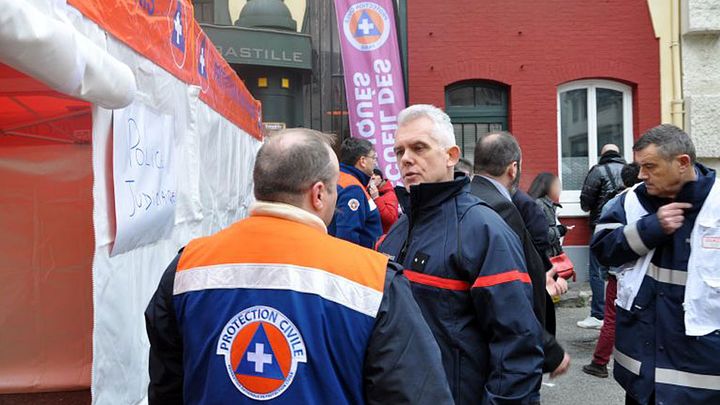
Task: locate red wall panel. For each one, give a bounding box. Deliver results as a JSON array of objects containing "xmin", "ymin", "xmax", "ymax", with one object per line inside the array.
[{"xmin": 406, "ymin": 0, "xmax": 661, "ymax": 244}]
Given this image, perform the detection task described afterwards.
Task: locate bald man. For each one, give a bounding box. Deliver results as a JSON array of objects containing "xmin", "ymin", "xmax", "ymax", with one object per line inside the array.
[
  {"xmin": 145, "ymin": 129, "xmax": 452, "ymax": 404},
  {"xmin": 578, "ymin": 143, "xmax": 626, "ymax": 329}
]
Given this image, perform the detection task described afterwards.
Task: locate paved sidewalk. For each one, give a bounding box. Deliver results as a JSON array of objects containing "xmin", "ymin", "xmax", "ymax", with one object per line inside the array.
[{"xmin": 540, "ymin": 304, "xmax": 625, "ymax": 404}]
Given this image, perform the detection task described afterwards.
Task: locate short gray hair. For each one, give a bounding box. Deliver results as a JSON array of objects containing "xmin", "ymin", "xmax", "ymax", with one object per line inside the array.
[
  {"xmin": 397, "ymin": 104, "xmax": 456, "ymax": 148},
  {"xmin": 253, "ymin": 128, "xmax": 336, "ymax": 203},
  {"xmin": 633, "ymin": 124, "xmax": 696, "ymax": 163},
  {"xmin": 473, "ymin": 131, "xmax": 522, "ymax": 177}
]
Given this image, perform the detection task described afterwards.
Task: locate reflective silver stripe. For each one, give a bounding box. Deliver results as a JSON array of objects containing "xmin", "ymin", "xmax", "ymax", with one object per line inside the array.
[
  {"xmin": 595, "ymin": 222, "xmax": 623, "ymax": 234},
  {"xmin": 173, "ymin": 263, "xmax": 383, "ymax": 317},
  {"xmin": 646, "ymin": 264, "xmax": 687, "ymax": 286},
  {"xmin": 613, "ymin": 348, "xmax": 642, "ymax": 375},
  {"xmin": 656, "ymin": 368, "xmax": 720, "ymax": 391},
  {"xmin": 623, "ymin": 222, "xmax": 651, "ymax": 256}
]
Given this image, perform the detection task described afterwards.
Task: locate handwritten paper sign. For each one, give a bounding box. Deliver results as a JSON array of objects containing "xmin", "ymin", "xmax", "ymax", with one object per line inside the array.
[{"xmin": 112, "ymin": 102, "xmax": 177, "ymax": 256}]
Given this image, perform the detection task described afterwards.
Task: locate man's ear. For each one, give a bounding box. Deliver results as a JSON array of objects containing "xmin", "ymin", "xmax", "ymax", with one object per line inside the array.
[
  {"xmin": 447, "ymin": 145, "xmax": 461, "ymax": 167},
  {"xmin": 507, "ymin": 161, "xmax": 518, "ymax": 180},
  {"xmin": 310, "ymin": 181, "xmax": 325, "ymax": 211},
  {"xmin": 676, "ymin": 154, "xmax": 692, "ymax": 172}
]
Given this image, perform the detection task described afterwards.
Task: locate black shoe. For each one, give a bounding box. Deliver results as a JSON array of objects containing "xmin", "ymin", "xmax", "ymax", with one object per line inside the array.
[{"xmin": 582, "ymin": 362, "xmax": 609, "ymax": 378}]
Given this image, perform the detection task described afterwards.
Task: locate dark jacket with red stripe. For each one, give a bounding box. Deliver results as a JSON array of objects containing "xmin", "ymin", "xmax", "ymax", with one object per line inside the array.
[
  {"xmin": 378, "ymin": 175, "xmax": 543, "ymax": 405},
  {"xmin": 471, "ymin": 177, "xmax": 565, "ymax": 374}
]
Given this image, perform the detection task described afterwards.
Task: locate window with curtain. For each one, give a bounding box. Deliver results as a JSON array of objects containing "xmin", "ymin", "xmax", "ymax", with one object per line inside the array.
[{"xmin": 557, "ymin": 80, "xmax": 633, "ymax": 208}]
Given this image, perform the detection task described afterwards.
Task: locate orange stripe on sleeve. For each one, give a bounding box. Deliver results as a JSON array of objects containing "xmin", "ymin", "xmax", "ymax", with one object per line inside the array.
[
  {"xmin": 403, "ymin": 270, "xmax": 471, "ymax": 291},
  {"xmin": 472, "ymin": 270, "xmax": 531, "ymax": 288}
]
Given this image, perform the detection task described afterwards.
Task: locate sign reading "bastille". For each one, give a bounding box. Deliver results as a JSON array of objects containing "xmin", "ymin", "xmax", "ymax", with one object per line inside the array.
[
  {"xmin": 216, "ymin": 46, "xmax": 304, "ymax": 64},
  {"xmin": 201, "ymin": 25, "xmax": 312, "ymax": 70}
]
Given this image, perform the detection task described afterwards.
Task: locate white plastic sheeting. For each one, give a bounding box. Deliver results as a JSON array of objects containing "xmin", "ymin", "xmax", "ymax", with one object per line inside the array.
[
  {"xmin": 0, "ymin": 0, "xmax": 261, "ymax": 400},
  {"xmin": 51, "ymin": 5, "xmax": 261, "ymax": 404},
  {"xmin": 0, "ymin": 0, "xmax": 136, "ymax": 109}
]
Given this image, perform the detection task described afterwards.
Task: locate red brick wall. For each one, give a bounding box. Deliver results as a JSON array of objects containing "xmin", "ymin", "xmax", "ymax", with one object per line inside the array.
[{"xmin": 406, "ymin": 0, "xmax": 661, "ymax": 245}]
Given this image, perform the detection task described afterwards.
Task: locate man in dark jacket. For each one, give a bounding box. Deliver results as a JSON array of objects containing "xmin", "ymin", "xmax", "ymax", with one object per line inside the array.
[
  {"xmin": 578, "ymin": 144, "xmax": 626, "ymax": 329},
  {"xmin": 145, "ymin": 129, "xmax": 452, "ymax": 404},
  {"xmin": 328, "ymin": 137, "xmax": 383, "ymax": 248},
  {"xmin": 378, "ymin": 105, "xmax": 543, "ymax": 404},
  {"xmin": 471, "ymin": 132, "xmax": 569, "ymax": 383}
]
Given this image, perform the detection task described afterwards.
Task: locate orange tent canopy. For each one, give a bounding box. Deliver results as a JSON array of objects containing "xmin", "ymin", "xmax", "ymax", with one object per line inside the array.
[{"xmin": 0, "ymin": 64, "xmax": 91, "ymax": 147}]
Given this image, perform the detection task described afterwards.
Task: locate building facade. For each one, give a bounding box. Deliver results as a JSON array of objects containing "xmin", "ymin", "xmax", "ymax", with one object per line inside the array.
[
  {"xmin": 194, "ymin": 0, "xmax": 353, "ymax": 141},
  {"xmin": 196, "ymin": 0, "xmax": 719, "ymax": 279},
  {"xmin": 404, "ymin": 0, "xmax": 662, "ymax": 274},
  {"xmin": 681, "ymin": 0, "xmax": 720, "ymax": 170}
]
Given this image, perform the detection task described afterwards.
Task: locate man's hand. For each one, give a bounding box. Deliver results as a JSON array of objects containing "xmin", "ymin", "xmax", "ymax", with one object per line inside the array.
[
  {"xmin": 546, "ymin": 268, "xmax": 568, "ymax": 296},
  {"xmin": 555, "ymin": 277, "xmax": 569, "ymax": 295},
  {"xmin": 368, "ymin": 181, "xmax": 379, "ymax": 199},
  {"xmin": 550, "ymin": 353, "xmax": 571, "ymax": 378},
  {"xmin": 657, "ymin": 202, "xmax": 692, "ymax": 235}
]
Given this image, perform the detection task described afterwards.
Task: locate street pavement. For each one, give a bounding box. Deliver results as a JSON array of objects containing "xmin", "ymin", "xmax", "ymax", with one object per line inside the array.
[
  {"xmin": 0, "ymin": 286, "xmax": 624, "ymax": 405},
  {"xmin": 540, "ymin": 305, "xmax": 625, "ymax": 404}
]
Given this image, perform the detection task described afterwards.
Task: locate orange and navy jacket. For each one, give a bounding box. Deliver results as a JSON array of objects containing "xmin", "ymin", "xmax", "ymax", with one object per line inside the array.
[
  {"xmin": 378, "ymin": 175, "xmax": 544, "ymax": 405},
  {"xmin": 145, "ymin": 202, "xmax": 452, "ymax": 404},
  {"xmin": 328, "ymin": 164, "xmax": 383, "ymax": 248}
]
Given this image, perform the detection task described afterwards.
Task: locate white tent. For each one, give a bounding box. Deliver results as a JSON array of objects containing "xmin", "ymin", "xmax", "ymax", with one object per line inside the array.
[{"xmin": 0, "ymin": 0, "xmax": 263, "ymax": 403}]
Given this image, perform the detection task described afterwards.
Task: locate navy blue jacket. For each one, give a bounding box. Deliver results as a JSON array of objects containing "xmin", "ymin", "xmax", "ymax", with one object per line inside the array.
[
  {"xmin": 379, "ymin": 175, "xmax": 543, "ymax": 405},
  {"xmin": 591, "ymin": 164, "xmax": 720, "ymax": 404},
  {"xmin": 329, "ymin": 164, "xmax": 383, "ymax": 248}
]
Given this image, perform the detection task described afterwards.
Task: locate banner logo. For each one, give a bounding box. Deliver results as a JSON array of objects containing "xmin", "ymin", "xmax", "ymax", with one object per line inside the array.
[
  {"xmin": 197, "ymin": 34, "xmax": 210, "ymax": 93},
  {"xmin": 216, "ymin": 306, "xmax": 307, "ymax": 401},
  {"xmin": 342, "ymin": 2, "xmax": 391, "ymax": 51},
  {"xmin": 168, "ymin": 0, "xmax": 187, "ymax": 68}
]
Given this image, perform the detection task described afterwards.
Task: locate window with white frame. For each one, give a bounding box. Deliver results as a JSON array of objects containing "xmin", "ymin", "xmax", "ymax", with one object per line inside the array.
[{"xmin": 557, "ymin": 80, "xmax": 633, "ymax": 215}]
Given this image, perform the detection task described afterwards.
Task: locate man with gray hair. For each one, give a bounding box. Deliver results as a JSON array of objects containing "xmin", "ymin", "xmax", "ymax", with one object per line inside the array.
[
  {"xmin": 592, "ymin": 124, "xmax": 720, "ymax": 404},
  {"xmin": 377, "ymin": 105, "xmax": 543, "ymax": 404},
  {"xmin": 146, "ymin": 129, "xmax": 452, "ymax": 404}
]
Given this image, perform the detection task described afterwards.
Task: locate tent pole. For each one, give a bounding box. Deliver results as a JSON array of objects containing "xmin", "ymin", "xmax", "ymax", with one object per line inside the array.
[
  {"xmin": 0, "ymin": 130, "xmax": 77, "ymax": 144},
  {"xmin": 9, "ymin": 96, "xmax": 74, "ymax": 137},
  {"xmin": 1, "ymin": 109, "xmax": 90, "ymax": 132}
]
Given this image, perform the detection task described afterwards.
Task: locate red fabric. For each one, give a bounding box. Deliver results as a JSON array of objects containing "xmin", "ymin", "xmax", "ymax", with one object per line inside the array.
[
  {"xmin": 550, "ymin": 252, "xmax": 576, "ymax": 281},
  {"xmin": 472, "ymin": 270, "xmax": 530, "ymax": 288},
  {"xmin": 403, "ymin": 270, "xmax": 471, "ymax": 291},
  {"xmin": 374, "ymin": 181, "xmax": 399, "ymax": 233},
  {"xmin": 593, "ymin": 275, "xmax": 617, "ymax": 365},
  {"xmin": 0, "ymin": 64, "xmax": 91, "ymax": 146}
]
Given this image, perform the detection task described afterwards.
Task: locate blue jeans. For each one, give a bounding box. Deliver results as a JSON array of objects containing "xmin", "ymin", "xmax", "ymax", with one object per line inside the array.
[{"xmin": 588, "ymin": 250, "xmax": 606, "ymax": 320}]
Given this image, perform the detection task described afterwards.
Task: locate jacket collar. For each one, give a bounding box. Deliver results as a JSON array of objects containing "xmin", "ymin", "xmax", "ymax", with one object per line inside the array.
[
  {"xmin": 638, "ymin": 163, "xmax": 716, "ymax": 209},
  {"xmin": 340, "ymin": 163, "xmax": 371, "ymax": 186},
  {"xmin": 408, "ymin": 173, "xmax": 470, "ymax": 218},
  {"xmin": 598, "ymin": 151, "xmax": 626, "ymax": 165},
  {"xmin": 250, "ymin": 200, "xmax": 327, "ymax": 233},
  {"xmin": 472, "ymin": 175, "xmax": 512, "ymax": 201},
  {"xmin": 539, "ymin": 195, "xmax": 562, "ymax": 208}
]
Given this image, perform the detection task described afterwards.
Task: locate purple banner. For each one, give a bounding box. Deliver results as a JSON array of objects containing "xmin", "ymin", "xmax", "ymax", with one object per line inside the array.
[{"xmin": 334, "ymin": 0, "xmax": 406, "ymax": 186}]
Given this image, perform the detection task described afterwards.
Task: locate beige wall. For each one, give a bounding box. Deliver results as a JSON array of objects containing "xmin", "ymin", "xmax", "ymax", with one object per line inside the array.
[
  {"xmin": 681, "ymin": 0, "xmax": 720, "ymax": 160},
  {"xmin": 647, "ymin": 0, "xmax": 676, "ymax": 126}
]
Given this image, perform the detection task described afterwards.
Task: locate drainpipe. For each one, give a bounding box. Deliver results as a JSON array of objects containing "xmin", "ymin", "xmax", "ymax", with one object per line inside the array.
[{"xmin": 670, "ymin": 0, "xmax": 685, "ymax": 127}]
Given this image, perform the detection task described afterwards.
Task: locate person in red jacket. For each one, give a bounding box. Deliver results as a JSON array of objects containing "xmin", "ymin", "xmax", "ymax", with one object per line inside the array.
[{"xmin": 370, "ymin": 168, "xmax": 399, "ymax": 233}]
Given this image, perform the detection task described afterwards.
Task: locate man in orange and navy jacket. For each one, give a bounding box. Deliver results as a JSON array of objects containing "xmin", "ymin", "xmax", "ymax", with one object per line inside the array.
[
  {"xmin": 145, "ymin": 129, "xmax": 452, "ymax": 404},
  {"xmin": 328, "ymin": 137, "xmax": 383, "ymax": 248}
]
